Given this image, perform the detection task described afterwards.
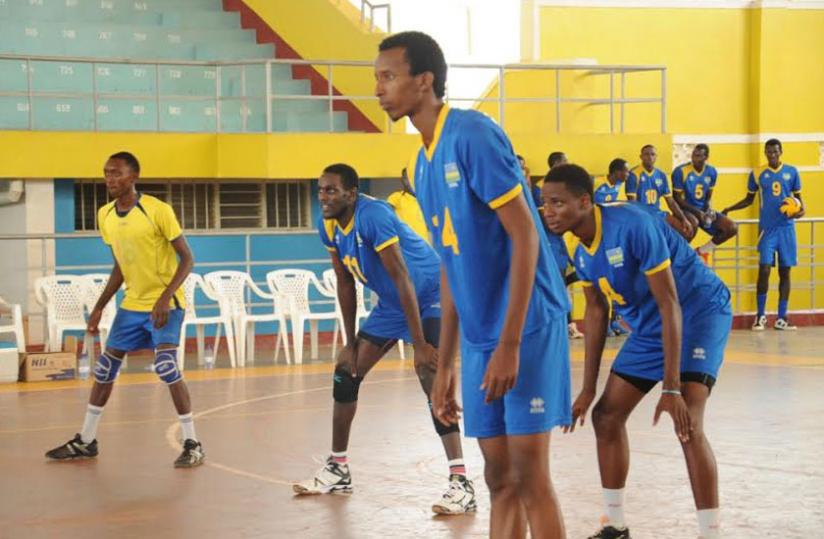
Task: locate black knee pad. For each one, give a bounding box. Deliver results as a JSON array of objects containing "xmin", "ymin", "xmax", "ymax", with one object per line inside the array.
[
  {"xmin": 428, "ymin": 400, "xmax": 460, "ymax": 436},
  {"xmin": 333, "ymin": 367, "xmax": 362, "ymax": 403}
]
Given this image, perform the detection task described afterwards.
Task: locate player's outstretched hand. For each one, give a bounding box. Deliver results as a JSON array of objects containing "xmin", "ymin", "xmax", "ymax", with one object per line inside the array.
[
  {"xmin": 480, "ymin": 342, "xmax": 519, "ymax": 403},
  {"xmin": 86, "ymin": 307, "xmax": 103, "ymax": 335},
  {"xmin": 432, "ymin": 367, "xmax": 461, "ymax": 426},
  {"xmin": 336, "ymin": 342, "xmax": 358, "ymax": 377},
  {"xmin": 563, "ymin": 389, "xmax": 595, "ymax": 434},
  {"xmin": 653, "ymin": 392, "xmax": 694, "ymax": 443},
  {"xmin": 151, "ymin": 295, "xmax": 171, "ymax": 329},
  {"xmin": 414, "ymin": 342, "xmax": 438, "ymax": 373}
]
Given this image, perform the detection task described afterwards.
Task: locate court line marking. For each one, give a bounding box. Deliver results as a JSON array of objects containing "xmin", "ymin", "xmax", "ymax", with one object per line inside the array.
[{"xmin": 164, "ymin": 375, "xmax": 419, "ymax": 487}]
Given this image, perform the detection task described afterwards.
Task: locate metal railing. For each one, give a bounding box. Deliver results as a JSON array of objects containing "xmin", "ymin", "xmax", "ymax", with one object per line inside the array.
[
  {"xmin": 3, "ymin": 218, "xmax": 821, "ymax": 344},
  {"xmin": 359, "ymin": 0, "xmax": 391, "ymax": 32},
  {"xmin": 0, "ymin": 54, "xmax": 667, "ymax": 134}
]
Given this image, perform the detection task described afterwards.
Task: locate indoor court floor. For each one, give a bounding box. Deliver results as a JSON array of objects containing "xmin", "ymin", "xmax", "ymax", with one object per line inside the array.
[{"xmin": 1, "ymin": 327, "xmax": 822, "ymax": 539}]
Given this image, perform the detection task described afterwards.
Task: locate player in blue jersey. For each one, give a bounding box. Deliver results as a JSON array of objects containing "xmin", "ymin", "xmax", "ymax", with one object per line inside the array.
[
  {"xmin": 543, "ymin": 164, "xmax": 731, "ymax": 539},
  {"xmin": 376, "ymin": 31, "xmax": 571, "ymax": 538},
  {"xmin": 593, "ymin": 158, "xmax": 628, "ymax": 204},
  {"xmin": 671, "ymin": 144, "xmax": 738, "ymax": 262},
  {"xmin": 293, "ymin": 163, "xmax": 476, "ymax": 514},
  {"xmin": 724, "ymin": 138, "xmax": 805, "ymax": 330},
  {"xmin": 524, "ymin": 152, "xmax": 584, "ymax": 339},
  {"xmin": 626, "ymin": 145, "xmax": 692, "ymax": 239}
]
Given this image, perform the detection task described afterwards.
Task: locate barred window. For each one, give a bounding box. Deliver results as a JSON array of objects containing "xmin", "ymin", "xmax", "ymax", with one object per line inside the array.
[{"xmin": 73, "ymin": 180, "xmax": 310, "ymax": 231}]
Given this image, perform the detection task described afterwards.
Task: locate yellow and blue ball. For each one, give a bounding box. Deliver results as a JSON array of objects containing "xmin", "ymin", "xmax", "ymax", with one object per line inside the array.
[{"xmin": 779, "ymin": 196, "xmax": 802, "ymax": 217}]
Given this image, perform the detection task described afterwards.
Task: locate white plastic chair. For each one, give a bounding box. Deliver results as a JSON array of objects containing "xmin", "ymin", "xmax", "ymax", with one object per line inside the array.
[
  {"xmin": 0, "ymin": 298, "xmax": 26, "ymax": 352},
  {"xmin": 204, "ymin": 271, "xmax": 290, "ymax": 367},
  {"xmin": 77, "ymin": 273, "xmax": 117, "ymax": 353},
  {"xmin": 33, "ymin": 275, "xmax": 91, "ymax": 354},
  {"xmin": 321, "ymin": 269, "xmax": 369, "ymax": 357},
  {"xmin": 268, "ymin": 269, "xmax": 341, "ymax": 364},
  {"xmin": 179, "ymin": 273, "xmax": 237, "ymax": 370}
]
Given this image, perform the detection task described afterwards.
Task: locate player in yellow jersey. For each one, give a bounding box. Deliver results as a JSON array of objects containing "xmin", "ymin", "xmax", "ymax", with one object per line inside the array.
[
  {"xmin": 386, "ymin": 167, "xmax": 430, "ymax": 243},
  {"xmin": 46, "ymin": 152, "xmax": 203, "ymax": 468}
]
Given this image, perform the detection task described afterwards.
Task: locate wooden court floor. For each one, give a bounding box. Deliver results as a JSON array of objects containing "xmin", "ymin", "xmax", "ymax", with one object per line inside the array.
[{"xmin": 1, "ymin": 327, "xmax": 822, "ymax": 538}]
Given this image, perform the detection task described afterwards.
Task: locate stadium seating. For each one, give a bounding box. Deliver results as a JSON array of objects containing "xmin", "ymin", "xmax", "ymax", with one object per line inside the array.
[{"xmin": 0, "ymin": 0, "xmax": 350, "ymax": 132}]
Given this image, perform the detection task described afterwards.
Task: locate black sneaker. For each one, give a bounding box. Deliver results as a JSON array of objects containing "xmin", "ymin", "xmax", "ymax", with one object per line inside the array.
[
  {"xmin": 45, "ymin": 433, "xmax": 98, "ymax": 460},
  {"xmin": 588, "ymin": 526, "xmax": 631, "ymax": 539},
  {"xmin": 174, "ymin": 439, "xmax": 205, "ymax": 468}
]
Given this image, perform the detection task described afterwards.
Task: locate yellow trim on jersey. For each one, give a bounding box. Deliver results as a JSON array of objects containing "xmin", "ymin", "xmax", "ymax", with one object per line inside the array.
[
  {"xmin": 644, "ymin": 259, "xmax": 672, "ymax": 276},
  {"xmin": 325, "ymin": 246, "xmax": 336, "ymax": 252},
  {"xmin": 424, "ymin": 104, "xmax": 450, "ymax": 161},
  {"xmin": 582, "ymin": 205, "xmax": 603, "ymax": 256},
  {"xmin": 336, "ymin": 218, "xmax": 354, "ymax": 236},
  {"xmin": 489, "ymin": 183, "xmax": 523, "ymax": 210},
  {"xmin": 323, "ymin": 219, "xmax": 336, "ymax": 245},
  {"xmin": 375, "ymin": 236, "xmax": 400, "ymax": 252},
  {"xmin": 580, "ymin": 280, "xmax": 593, "ymax": 287},
  {"xmin": 767, "ymin": 164, "xmax": 782, "ymax": 173}
]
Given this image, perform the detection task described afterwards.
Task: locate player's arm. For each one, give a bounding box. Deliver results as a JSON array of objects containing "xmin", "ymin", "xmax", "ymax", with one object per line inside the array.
[
  {"xmin": 646, "ymin": 265, "xmax": 693, "ymax": 443},
  {"xmin": 431, "ymin": 265, "xmax": 461, "ymax": 426},
  {"xmin": 151, "ymin": 235, "xmax": 194, "ymax": 328},
  {"xmin": 564, "ymin": 282, "xmax": 609, "ymax": 433},
  {"xmin": 672, "ymin": 189, "xmax": 705, "ymax": 220},
  {"xmin": 378, "ymin": 243, "xmax": 435, "ymax": 369},
  {"xmin": 722, "ymin": 192, "xmax": 755, "ymax": 214},
  {"xmin": 625, "ymin": 173, "xmax": 637, "ymax": 201},
  {"xmin": 87, "ymin": 254, "xmax": 124, "ymax": 335},
  {"xmin": 481, "ymin": 193, "xmax": 538, "ymax": 403}
]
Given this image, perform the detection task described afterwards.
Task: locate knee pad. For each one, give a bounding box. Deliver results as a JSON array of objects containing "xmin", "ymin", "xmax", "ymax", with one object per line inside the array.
[
  {"xmin": 333, "ymin": 367, "xmax": 362, "ymax": 403},
  {"xmin": 428, "ymin": 400, "xmax": 461, "ymax": 436},
  {"xmin": 154, "ymin": 349, "xmax": 182, "ymax": 385},
  {"xmin": 93, "ymin": 352, "xmax": 123, "ymax": 384}
]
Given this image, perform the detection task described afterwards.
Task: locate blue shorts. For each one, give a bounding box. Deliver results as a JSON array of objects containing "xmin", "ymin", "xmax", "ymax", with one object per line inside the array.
[
  {"xmin": 461, "ymin": 316, "xmax": 571, "ymax": 438},
  {"xmin": 612, "ymin": 304, "xmax": 732, "ymax": 383},
  {"xmin": 759, "ymin": 226, "xmax": 797, "ymax": 267},
  {"xmin": 699, "ymin": 217, "xmax": 720, "ymax": 236},
  {"xmin": 106, "ymin": 308, "xmax": 185, "ymax": 352},
  {"xmin": 359, "ymin": 291, "xmax": 440, "ymax": 342}
]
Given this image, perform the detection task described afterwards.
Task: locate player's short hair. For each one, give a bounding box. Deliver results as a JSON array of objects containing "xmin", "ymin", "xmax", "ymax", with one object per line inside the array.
[
  {"xmin": 544, "ymin": 164, "xmax": 594, "ymax": 199},
  {"xmin": 323, "ymin": 163, "xmax": 359, "ymax": 190},
  {"xmin": 765, "ymin": 138, "xmax": 782, "ymax": 151},
  {"xmin": 379, "ymin": 31, "xmax": 447, "ymax": 99},
  {"xmin": 608, "ymin": 158, "xmax": 628, "ymax": 175},
  {"xmin": 108, "ymin": 151, "xmax": 140, "ymax": 174},
  {"xmin": 547, "ymin": 151, "xmax": 566, "ymax": 168},
  {"xmin": 694, "ymin": 143, "xmax": 710, "ymax": 157},
  {"xmin": 640, "ymin": 144, "xmax": 655, "ymax": 153}
]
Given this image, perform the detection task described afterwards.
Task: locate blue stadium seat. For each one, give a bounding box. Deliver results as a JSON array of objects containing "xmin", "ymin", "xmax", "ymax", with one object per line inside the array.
[
  {"xmin": 30, "ymin": 60, "xmax": 93, "ymax": 93},
  {"xmin": 194, "ymin": 42, "xmax": 274, "ymax": 61},
  {"xmin": 220, "ymin": 98, "xmax": 266, "ymax": 133},
  {"xmin": 95, "ymin": 99, "xmax": 158, "ymax": 131},
  {"xmin": 31, "ymin": 97, "xmax": 94, "ymax": 130},
  {"xmin": 0, "ymin": 59, "xmax": 28, "ymax": 92},
  {"xmin": 0, "ymin": 97, "xmax": 31, "ymax": 129},
  {"xmin": 159, "ymin": 65, "xmax": 218, "ymax": 97},
  {"xmin": 158, "ymin": 99, "xmax": 216, "ymax": 132},
  {"xmin": 94, "ymin": 63, "xmax": 157, "ymax": 95}
]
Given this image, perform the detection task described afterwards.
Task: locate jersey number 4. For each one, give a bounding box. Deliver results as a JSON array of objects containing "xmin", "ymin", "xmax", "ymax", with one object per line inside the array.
[{"xmin": 432, "ymin": 208, "xmax": 460, "ymax": 255}]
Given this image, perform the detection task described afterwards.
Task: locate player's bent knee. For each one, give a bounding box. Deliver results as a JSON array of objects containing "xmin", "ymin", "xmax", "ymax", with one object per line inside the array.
[
  {"xmin": 93, "ymin": 351, "xmax": 123, "ymax": 384},
  {"xmin": 429, "ymin": 406, "xmax": 460, "ymax": 436},
  {"xmin": 154, "ymin": 348, "xmax": 182, "ymax": 385},
  {"xmin": 333, "ymin": 367, "xmax": 362, "ymax": 403}
]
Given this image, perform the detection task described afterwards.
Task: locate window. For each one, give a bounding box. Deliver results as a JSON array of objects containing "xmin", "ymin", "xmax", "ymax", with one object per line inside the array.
[{"xmin": 73, "ymin": 180, "xmax": 310, "ymax": 231}]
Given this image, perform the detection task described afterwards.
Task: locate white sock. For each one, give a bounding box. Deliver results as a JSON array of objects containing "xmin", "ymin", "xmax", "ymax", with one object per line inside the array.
[
  {"xmin": 331, "ymin": 450, "xmax": 348, "ymax": 464},
  {"xmin": 80, "ymin": 404, "xmax": 104, "ymax": 443},
  {"xmin": 178, "ymin": 413, "xmax": 197, "ymax": 442},
  {"xmin": 602, "ymin": 488, "xmax": 626, "ymax": 529},
  {"xmin": 698, "ymin": 241, "xmax": 716, "ymax": 255},
  {"xmin": 697, "ymin": 508, "xmax": 720, "ymax": 538}
]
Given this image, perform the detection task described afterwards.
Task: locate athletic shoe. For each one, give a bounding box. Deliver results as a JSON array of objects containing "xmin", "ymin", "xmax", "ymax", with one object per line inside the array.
[
  {"xmin": 751, "ymin": 315, "xmax": 767, "ymax": 331},
  {"xmin": 292, "ymin": 456, "xmax": 353, "ymax": 495},
  {"xmin": 774, "ymin": 318, "xmax": 797, "ymax": 331},
  {"xmin": 174, "ymin": 439, "xmax": 205, "ymax": 468},
  {"xmin": 587, "ymin": 525, "xmax": 632, "ymax": 539},
  {"xmin": 45, "ymin": 433, "xmax": 98, "ymax": 460},
  {"xmin": 568, "ymin": 322, "xmax": 584, "ymax": 339},
  {"xmin": 432, "ymin": 475, "xmax": 477, "ymax": 515}
]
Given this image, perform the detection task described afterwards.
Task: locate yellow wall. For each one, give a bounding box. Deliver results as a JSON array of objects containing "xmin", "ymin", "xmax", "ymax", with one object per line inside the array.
[{"xmin": 243, "ymin": 0, "xmax": 388, "ymax": 131}]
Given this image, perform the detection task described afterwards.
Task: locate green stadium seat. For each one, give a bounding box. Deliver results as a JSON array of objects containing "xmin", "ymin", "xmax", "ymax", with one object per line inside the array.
[
  {"xmin": 158, "ymin": 99, "xmax": 216, "ymax": 132},
  {"xmin": 0, "ymin": 97, "xmax": 30, "ymax": 129},
  {"xmin": 95, "ymin": 98, "xmax": 157, "ymax": 131},
  {"xmin": 94, "ymin": 63, "xmax": 157, "ymax": 95},
  {"xmin": 31, "ymin": 96, "xmax": 94, "ymax": 130},
  {"xmin": 0, "ymin": 59, "xmax": 28, "ymax": 92}
]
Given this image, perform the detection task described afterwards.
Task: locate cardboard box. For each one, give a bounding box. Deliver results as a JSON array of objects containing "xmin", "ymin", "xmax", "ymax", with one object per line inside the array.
[{"xmin": 19, "ymin": 352, "xmax": 76, "ymax": 382}]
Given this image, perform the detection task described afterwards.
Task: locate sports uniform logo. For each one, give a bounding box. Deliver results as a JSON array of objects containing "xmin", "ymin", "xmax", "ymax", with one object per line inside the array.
[
  {"xmin": 692, "ymin": 347, "xmax": 706, "ymax": 360},
  {"xmin": 782, "ymin": 173, "xmax": 790, "ymax": 180},
  {"xmin": 529, "ymin": 397, "xmax": 545, "ymax": 414},
  {"xmin": 607, "ymin": 247, "xmax": 624, "ymax": 268},
  {"xmin": 356, "ymin": 233, "xmax": 363, "ymax": 247},
  {"xmin": 444, "ymin": 162, "xmax": 461, "ymax": 187}
]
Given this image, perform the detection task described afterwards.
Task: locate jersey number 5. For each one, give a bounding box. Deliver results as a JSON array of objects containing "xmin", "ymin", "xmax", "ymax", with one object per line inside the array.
[{"xmin": 694, "ymin": 183, "xmax": 704, "ymax": 200}]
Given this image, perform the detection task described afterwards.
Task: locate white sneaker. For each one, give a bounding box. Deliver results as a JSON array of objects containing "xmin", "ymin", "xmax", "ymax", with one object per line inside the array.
[
  {"xmin": 292, "ymin": 457, "xmax": 353, "ymax": 495},
  {"xmin": 751, "ymin": 315, "xmax": 767, "ymax": 331},
  {"xmin": 774, "ymin": 318, "xmax": 797, "ymax": 331},
  {"xmin": 432, "ymin": 475, "xmax": 477, "ymax": 515},
  {"xmin": 568, "ymin": 323, "xmax": 584, "ymax": 339}
]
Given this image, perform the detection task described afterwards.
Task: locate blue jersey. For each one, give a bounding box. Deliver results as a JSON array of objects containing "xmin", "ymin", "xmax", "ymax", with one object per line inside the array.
[
  {"xmin": 747, "ymin": 164, "xmax": 802, "ymax": 230},
  {"xmin": 671, "ymin": 163, "xmax": 717, "ymax": 211},
  {"xmin": 412, "ymin": 106, "xmax": 569, "ymax": 350},
  {"xmin": 593, "ymin": 178, "xmax": 624, "ymax": 204},
  {"xmin": 318, "ymin": 194, "xmax": 440, "ymax": 312},
  {"xmin": 626, "ymin": 166, "xmax": 670, "ymax": 210},
  {"xmin": 572, "ymin": 203, "xmax": 729, "ymax": 340}
]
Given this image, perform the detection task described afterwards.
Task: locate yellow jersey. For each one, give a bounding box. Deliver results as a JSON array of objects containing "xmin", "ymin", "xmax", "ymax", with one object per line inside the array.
[
  {"xmin": 98, "ymin": 194, "xmax": 185, "ymax": 311},
  {"xmin": 386, "ymin": 191, "xmax": 430, "ymax": 245}
]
